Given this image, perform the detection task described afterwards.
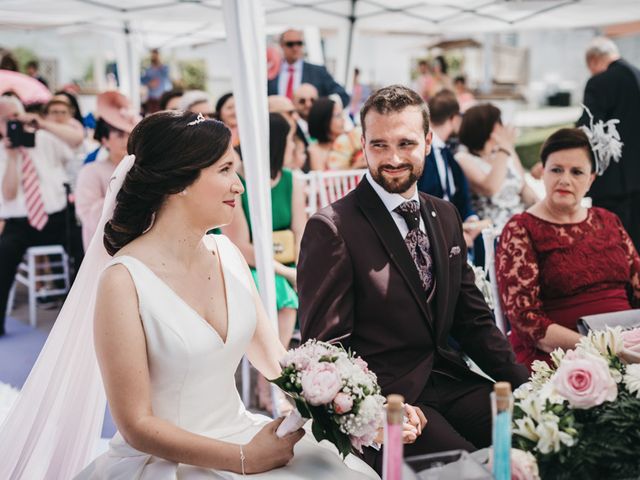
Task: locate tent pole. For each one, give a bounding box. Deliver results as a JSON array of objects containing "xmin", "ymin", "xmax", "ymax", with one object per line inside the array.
[
  {"xmin": 343, "ymin": 0, "xmax": 357, "ymax": 88},
  {"xmin": 123, "ymin": 21, "xmax": 141, "ymax": 112},
  {"xmin": 222, "ymin": 0, "xmax": 280, "ymax": 417}
]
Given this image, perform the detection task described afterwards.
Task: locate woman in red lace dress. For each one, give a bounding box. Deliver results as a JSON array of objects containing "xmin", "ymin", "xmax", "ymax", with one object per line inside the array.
[{"xmin": 496, "ymin": 128, "xmax": 640, "ymax": 369}]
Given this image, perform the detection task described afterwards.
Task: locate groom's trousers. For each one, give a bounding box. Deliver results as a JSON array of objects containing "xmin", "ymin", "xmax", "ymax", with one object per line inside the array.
[{"xmin": 364, "ymin": 370, "xmax": 494, "ymax": 474}]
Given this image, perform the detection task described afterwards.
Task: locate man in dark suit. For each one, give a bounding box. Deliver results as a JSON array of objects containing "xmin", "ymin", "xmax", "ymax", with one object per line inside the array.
[
  {"xmin": 417, "ymin": 90, "xmax": 487, "ymax": 249},
  {"xmin": 578, "ymin": 36, "xmax": 640, "ymax": 250},
  {"xmin": 267, "ymin": 29, "xmax": 349, "ymax": 107},
  {"xmin": 298, "ymin": 85, "xmax": 528, "ymax": 472}
]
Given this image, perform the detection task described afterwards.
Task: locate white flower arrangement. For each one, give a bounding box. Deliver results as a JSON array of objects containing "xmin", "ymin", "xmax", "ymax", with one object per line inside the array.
[
  {"xmin": 513, "ymin": 327, "xmax": 640, "ymax": 479},
  {"xmin": 623, "ymin": 363, "xmax": 640, "ymax": 398}
]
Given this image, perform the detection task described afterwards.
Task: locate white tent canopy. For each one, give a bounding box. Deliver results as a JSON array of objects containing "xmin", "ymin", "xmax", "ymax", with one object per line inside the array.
[{"xmin": 2, "ymin": 0, "xmax": 640, "ymax": 46}]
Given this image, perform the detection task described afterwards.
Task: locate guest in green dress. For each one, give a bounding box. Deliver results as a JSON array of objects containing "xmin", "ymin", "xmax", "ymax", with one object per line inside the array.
[{"xmin": 223, "ymin": 113, "xmax": 307, "ymax": 349}]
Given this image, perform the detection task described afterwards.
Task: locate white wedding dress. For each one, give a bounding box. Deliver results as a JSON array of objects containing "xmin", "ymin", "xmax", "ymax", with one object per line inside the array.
[{"xmin": 76, "ymin": 235, "xmax": 378, "ymax": 479}]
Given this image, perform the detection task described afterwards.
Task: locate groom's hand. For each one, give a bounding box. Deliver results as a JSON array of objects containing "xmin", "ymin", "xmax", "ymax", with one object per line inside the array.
[
  {"xmin": 373, "ymin": 403, "xmax": 428, "ymax": 445},
  {"xmin": 403, "ymin": 404, "xmax": 428, "ymax": 444}
]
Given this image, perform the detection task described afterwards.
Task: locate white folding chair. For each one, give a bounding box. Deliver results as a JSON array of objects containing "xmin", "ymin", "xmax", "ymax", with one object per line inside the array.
[
  {"xmin": 293, "ymin": 170, "xmax": 319, "ymax": 217},
  {"xmin": 6, "ymin": 244, "xmax": 70, "ymax": 327},
  {"xmin": 316, "ymin": 169, "xmax": 367, "ymax": 208},
  {"xmin": 482, "ymin": 227, "xmax": 507, "ymax": 334}
]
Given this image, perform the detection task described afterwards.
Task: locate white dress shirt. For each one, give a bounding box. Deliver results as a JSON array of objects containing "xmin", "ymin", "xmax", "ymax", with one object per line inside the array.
[
  {"xmin": 432, "ymin": 131, "xmax": 456, "ymax": 200},
  {"xmin": 277, "ymin": 59, "xmax": 303, "ymax": 96},
  {"xmin": 365, "ymin": 172, "xmax": 426, "ymax": 239},
  {"xmin": 0, "ymin": 130, "xmax": 72, "ymax": 218}
]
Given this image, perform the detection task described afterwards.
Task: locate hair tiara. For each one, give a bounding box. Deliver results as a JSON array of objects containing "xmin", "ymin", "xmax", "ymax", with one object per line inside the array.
[{"xmin": 187, "ymin": 112, "xmax": 206, "ymax": 126}]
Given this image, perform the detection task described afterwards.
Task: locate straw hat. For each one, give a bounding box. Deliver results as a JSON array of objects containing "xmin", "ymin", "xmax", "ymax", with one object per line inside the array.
[{"xmin": 96, "ymin": 91, "xmax": 140, "ymax": 133}]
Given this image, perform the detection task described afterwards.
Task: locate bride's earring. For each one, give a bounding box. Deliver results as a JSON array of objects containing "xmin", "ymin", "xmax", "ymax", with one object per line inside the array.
[{"xmin": 180, "ymin": 189, "xmax": 188, "ymax": 196}]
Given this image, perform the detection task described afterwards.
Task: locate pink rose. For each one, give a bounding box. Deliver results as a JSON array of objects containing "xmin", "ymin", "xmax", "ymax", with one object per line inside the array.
[
  {"xmin": 622, "ymin": 328, "xmax": 640, "ymax": 349},
  {"xmin": 333, "ymin": 392, "xmax": 354, "ymax": 414},
  {"xmin": 300, "ymin": 362, "xmax": 342, "ymax": 406},
  {"xmin": 489, "ymin": 449, "xmax": 539, "ymax": 480},
  {"xmin": 552, "ymin": 350, "xmax": 617, "ymax": 409},
  {"xmin": 353, "ymin": 357, "xmax": 369, "ymax": 373},
  {"xmin": 511, "ymin": 449, "xmax": 540, "ymax": 480}
]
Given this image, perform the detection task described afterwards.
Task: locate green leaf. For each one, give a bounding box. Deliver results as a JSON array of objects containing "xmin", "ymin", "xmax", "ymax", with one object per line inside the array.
[
  {"xmin": 294, "ymin": 398, "xmax": 312, "ymax": 419},
  {"xmin": 311, "ymin": 418, "xmax": 328, "ymax": 444},
  {"xmin": 333, "ymin": 424, "xmax": 353, "ymax": 459},
  {"xmin": 269, "ymin": 376, "xmax": 288, "ymax": 390}
]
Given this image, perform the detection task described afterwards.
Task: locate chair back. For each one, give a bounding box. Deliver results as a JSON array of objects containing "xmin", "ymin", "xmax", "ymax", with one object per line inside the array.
[
  {"xmin": 316, "ymin": 169, "xmax": 366, "ymax": 208},
  {"xmin": 482, "ymin": 226, "xmax": 507, "ymax": 334},
  {"xmin": 295, "ymin": 169, "xmax": 366, "ymax": 215}
]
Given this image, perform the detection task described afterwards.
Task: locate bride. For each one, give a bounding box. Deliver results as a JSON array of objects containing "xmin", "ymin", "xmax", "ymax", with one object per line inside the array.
[{"xmin": 2, "ymin": 111, "xmax": 379, "ymax": 479}]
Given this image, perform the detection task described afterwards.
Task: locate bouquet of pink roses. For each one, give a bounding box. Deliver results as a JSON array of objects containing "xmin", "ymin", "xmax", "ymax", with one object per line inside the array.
[
  {"xmin": 512, "ymin": 327, "xmax": 640, "ymax": 479},
  {"xmin": 270, "ymin": 339, "xmax": 385, "ymax": 458}
]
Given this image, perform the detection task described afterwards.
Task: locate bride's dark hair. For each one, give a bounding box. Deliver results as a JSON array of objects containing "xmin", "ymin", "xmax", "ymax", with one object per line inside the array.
[{"xmin": 104, "ymin": 111, "xmax": 231, "ymax": 255}]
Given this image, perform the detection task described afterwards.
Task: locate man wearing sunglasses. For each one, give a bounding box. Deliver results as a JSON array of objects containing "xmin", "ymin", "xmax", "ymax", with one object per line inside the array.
[
  {"xmin": 268, "ymin": 29, "xmax": 350, "ymax": 108},
  {"xmin": 293, "ymin": 83, "xmax": 318, "ymax": 140}
]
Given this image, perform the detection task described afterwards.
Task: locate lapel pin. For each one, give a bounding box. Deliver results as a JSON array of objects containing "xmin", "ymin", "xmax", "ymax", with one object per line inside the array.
[{"xmin": 431, "ymin": 211, "xmax": 437, "ymax": 217}]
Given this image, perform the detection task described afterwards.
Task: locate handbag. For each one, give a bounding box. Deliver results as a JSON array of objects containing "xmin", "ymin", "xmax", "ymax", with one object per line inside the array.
[
  {"xmin": 576, "ymin": 309, "xmax": 640, "ymax": 335},
  {"xmin": 273, "ymin": 229, "xmax": 296, "ymax": 264}
]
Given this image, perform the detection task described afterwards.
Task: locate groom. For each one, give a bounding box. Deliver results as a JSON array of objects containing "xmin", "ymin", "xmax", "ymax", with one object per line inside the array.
[{"xmin": 297, "ymin": 85, "xmax": 528, "ymax": 471}]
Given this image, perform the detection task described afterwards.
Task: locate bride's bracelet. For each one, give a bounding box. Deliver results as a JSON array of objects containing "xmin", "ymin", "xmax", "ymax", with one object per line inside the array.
[{"xmin": 240, "ymin": 445, "xmax": 246, "ymax": 475}]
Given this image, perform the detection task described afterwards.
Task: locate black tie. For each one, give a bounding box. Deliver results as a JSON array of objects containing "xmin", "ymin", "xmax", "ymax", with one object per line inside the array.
[{"xmin": 394, "ymin": 200, "xmax": 434, "ymax": 295}]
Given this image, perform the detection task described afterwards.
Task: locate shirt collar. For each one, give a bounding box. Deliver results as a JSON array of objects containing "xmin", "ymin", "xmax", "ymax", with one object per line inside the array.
[
  {"xmin": 281, "ymin": 58, "xmax": 303, "ymax": 74},
  {"xmin": 431, "ymin": 130, "xmax": 445, "ymax": 149},
  {"xmin": 365, "ymin": 171, "xmax": 420, "ymax": 214}
]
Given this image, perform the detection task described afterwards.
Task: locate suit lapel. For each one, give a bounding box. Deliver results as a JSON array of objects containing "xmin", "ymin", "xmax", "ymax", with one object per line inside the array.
[
  {"xmin": 300, "ymin": 61, "xmax": 310, "ymax": 84},
  {"xmin": 420, "ymin": 194, "xmax": 448, "ymax": 336},
  {"xmin": 267, "ymin": 77, "xmax": 278, "ymax": 95},
  {"xmin": 426, "ymin": 151, "xmax": 444, "ymax": 198},
  {"xmin": 355, "ymin": 178, "xmax": 435, "ymax": 330}
]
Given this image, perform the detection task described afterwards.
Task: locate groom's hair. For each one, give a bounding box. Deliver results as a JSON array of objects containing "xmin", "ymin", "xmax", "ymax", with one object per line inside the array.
[
  {"xmin": 360, "ymin": 85, "xmax": 430, "ymax": 137},
  {"xmin": 104, "ymin": 110, "xmax": 231, "ymax": 255}
]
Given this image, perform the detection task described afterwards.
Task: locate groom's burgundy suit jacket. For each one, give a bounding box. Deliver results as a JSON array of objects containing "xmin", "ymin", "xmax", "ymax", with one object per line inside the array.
[{"xmin": 298, "ymin": 177, "xmax": 527, "ymax": 405}]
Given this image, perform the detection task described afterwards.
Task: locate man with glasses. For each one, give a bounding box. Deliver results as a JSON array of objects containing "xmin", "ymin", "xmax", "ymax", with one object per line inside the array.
[
  {"xmin": 268, "ymin": 29, "xmax": 349, "ymax": 107},
  {"xmin": 293, "ymin": 83, "xmax": 318, "ymax": 139}
]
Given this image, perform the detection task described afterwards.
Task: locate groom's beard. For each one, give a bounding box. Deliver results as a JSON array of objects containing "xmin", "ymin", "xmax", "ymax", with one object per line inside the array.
[{"xmin": 369, "ymin": 160, "xmax": 423, "ymax": 194}]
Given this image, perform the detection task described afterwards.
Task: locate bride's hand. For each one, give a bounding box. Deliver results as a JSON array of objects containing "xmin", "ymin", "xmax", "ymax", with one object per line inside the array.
[{"xmin": 242, "ymin": 417, "xmax": 304, "ymax": 473}]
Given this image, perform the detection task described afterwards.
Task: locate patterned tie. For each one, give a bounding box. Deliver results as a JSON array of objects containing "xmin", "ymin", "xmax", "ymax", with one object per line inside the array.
[
  {"xmin": 285, "ymin": 65, "xmax": 295, "ymax": 100},
  {"xmin": 20, "ymin": 148, "xmax": 48, "ymax": 231},
  {"xmin": 394, "ymin": 200, "xmax": 434, "ymax": 294}
]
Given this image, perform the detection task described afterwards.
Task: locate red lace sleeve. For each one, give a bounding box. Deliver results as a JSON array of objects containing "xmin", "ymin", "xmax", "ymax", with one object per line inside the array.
[
  {"xmin": 613, "ymin": 216, "xmax": 640, "ymax": 306},
  {"xmin": 496, "ymin": 217, "xmax": 554, "ymax": 345}
]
